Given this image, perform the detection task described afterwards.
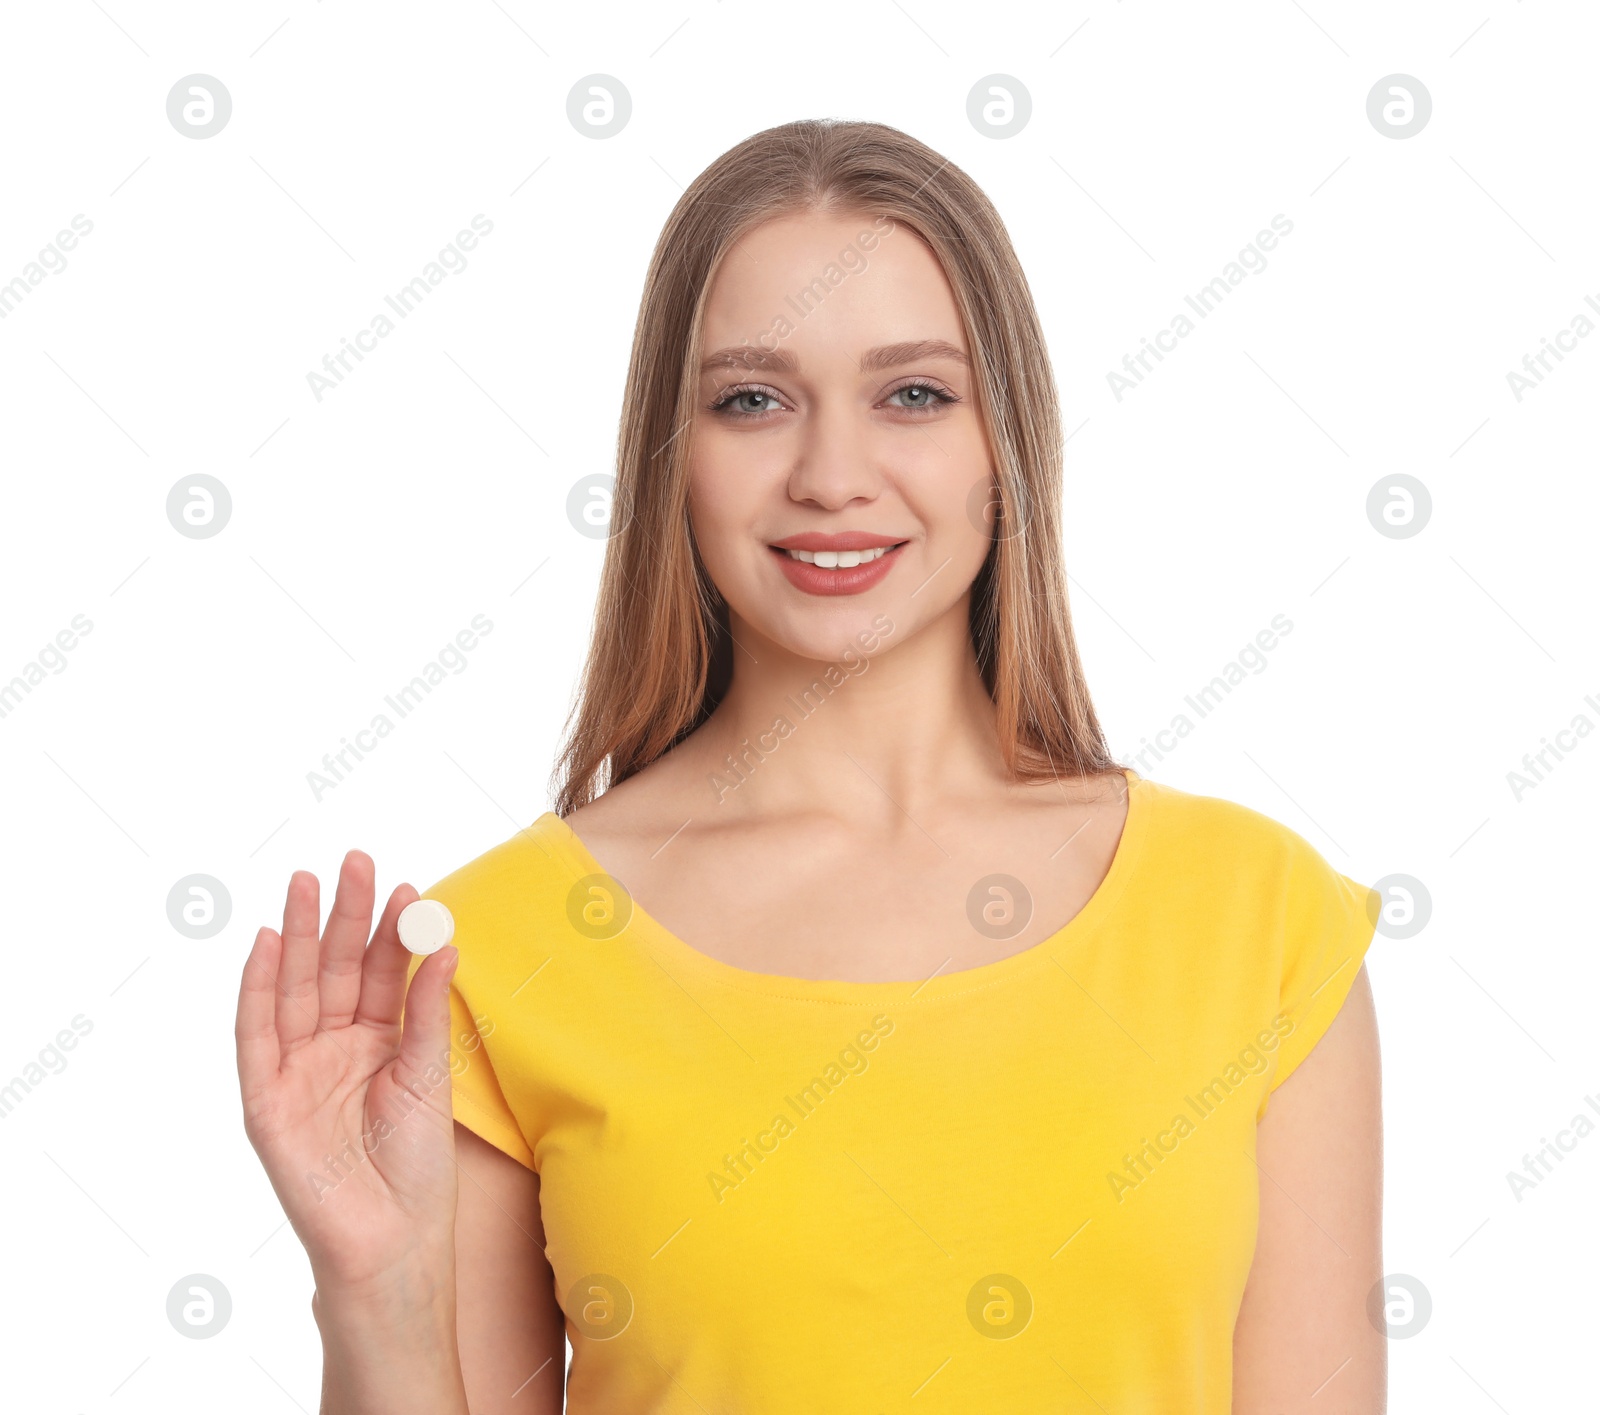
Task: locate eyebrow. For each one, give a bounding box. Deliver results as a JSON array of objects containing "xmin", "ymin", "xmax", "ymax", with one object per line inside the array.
[{"xmin": 699, "ymin": 338, "xmax": 969, "ymax": 376}]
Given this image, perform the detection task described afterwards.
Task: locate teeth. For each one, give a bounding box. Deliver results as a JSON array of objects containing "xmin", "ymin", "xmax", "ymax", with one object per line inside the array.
[{"xmin": 783, "ymin": 545, "xmax": 895, "ymax": 567}]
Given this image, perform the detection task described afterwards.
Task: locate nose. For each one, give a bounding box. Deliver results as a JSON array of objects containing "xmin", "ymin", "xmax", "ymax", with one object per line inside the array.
[{"xmin": 785, "ymin": 398, "xmax": 883, "ymax": 511}]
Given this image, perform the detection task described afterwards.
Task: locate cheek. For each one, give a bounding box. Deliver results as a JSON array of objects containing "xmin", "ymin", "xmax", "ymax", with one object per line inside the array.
[
  {"xmin": 688, "ymin": 447, "xmax": 770, "ymax": 575},
  {"xmin": 900, "ymin": 425, "xmax": 993, "ymax": 551}
]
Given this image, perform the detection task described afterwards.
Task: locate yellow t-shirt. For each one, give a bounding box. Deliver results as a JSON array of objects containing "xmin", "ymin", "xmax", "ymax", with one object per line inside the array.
[{"xmin": 405, "ymin": 767, "xmax": 1379, "ymax": 1412}]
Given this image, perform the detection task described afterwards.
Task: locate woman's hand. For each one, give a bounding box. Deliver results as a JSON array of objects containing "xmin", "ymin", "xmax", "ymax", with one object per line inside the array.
[{"xmin": 235, "ymin": 852, "xmax": 462, "ymax": 1297}]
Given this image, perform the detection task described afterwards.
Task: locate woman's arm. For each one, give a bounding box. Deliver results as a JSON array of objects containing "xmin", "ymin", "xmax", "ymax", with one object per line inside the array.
[
  {"xmin": 1233, "ymin": 963, "xmax": 1385, "ymax": 1413},
  {"xmin": 454, "ymin": 1123, "xmax": 568, "ymax": 1413}
]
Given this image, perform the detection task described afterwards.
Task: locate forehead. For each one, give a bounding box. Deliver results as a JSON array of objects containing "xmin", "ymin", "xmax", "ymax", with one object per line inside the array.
[{"xmin": 699, "ymin": 209, "xmax": 966, "ymax": 362}]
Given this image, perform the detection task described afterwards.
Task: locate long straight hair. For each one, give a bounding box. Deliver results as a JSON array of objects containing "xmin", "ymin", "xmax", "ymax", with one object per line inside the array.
[{"xmin": 551, "ymin": 118, "xmax": 1118, "ymax": 816}]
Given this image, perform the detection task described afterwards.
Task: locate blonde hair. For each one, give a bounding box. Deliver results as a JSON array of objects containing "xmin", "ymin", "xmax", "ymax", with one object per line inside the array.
[{"xmin": 551, "ymin": 118, "xmax": 1117, "ymax": 816}]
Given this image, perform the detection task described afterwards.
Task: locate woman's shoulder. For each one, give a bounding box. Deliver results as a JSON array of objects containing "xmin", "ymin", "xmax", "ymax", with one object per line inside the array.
[
  {"xmin": 415, "ymin": 771, "xmax": 693, "ymax": 963},
  {"xmin": 1133, "ymin": 768, "xmax": 1343, "ymax": 880},
  {"xmin": 415, "ymin": 815, "xmax": 578, "ymax": 952},
  {"xmin": 1134, "ymin": 770, "xmax": 1379, "ymax": 1002},
  {"xmin": 557, "ymin": 748, "xmax": 719, "ymax": 877}
]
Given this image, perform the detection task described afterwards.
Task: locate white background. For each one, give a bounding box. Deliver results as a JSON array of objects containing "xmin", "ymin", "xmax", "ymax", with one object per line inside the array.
[{"xmin": 2, "ymin": 0, "xmax": 1595, "ymax": 1409}]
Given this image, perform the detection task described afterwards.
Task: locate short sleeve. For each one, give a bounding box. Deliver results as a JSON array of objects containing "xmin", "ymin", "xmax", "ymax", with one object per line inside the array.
[
  {"xmin": 405, "ymin": 944, "xmax": 539, "ymax": 1171},
  {"xmin": 1259, "ymin": 838, "xmax": 1381, "ymax": 1118}
]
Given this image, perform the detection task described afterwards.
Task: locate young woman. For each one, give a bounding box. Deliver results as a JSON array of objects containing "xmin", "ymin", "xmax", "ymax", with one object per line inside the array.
[{"xmin": 237, "ymin": 119, "xmax": 1383, "ymax": 1414}]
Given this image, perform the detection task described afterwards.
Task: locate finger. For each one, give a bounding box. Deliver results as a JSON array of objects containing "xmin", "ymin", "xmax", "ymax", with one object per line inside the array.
[
  {"xmin": 275, "ymin": 869, "xmax": 324, "ymax": 1049},
  {"xmin": 354, "ymin": 881, "xmax": 420, "ymax": 1033},
  {"xmin": 317, "ymin": 850, "xmax": 377, "ymax": 1029},
  {"xmin": 235, "ymin": 925, "xmax": 284, "ymax": 1102},
  {"xmin": 396, "ymin": 944, "xmax": 460, "ymax": 1087}
]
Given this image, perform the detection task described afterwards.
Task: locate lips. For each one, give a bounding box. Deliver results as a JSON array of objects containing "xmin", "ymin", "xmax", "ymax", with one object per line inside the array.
[
  {"xmin": 770, "ymin": 532, "xmax": 906, "ymax": 552},
  {"xmin": 768, "ymin": 537, "xmax": 909, "ymax": 596}
]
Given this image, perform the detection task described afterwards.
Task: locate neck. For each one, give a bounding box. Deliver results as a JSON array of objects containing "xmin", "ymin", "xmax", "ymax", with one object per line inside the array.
[{"xmin": 692, "ymin": 594, "xmax": 1008, "ymax": 822}]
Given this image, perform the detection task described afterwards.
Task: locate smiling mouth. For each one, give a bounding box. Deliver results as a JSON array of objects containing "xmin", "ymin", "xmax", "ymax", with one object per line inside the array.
[{"xmin": 774, "ymin": 542, "xmax": 907, "ymax": 569}]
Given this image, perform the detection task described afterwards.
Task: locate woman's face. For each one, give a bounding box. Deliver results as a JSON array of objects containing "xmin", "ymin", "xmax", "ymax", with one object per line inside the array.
[{"xmin": 687, "ymin": 208, "xmax": 995, "ymax": 665}]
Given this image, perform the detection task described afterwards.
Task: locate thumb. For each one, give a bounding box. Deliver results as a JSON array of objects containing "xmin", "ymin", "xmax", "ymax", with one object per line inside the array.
[{"xmin": 397, "ymin": 945, "xmax": 460, "ymax": 1088}]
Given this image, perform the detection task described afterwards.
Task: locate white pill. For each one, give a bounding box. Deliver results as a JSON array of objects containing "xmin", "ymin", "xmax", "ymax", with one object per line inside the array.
[{"xmin": 398, "ymin": 898, "xmax": 455, "ymax": 955}]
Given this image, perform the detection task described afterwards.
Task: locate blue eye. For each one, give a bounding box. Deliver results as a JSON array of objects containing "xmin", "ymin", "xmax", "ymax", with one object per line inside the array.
[
  {"xmin": 709, "ymin": 385, "xmax": 783, "ymax": 418},
  {"xmin": 707, "ymin": 379, "xmax": 960, "ymax": 419},
  {"xmin": 886, "ymin": 382, "xmax": 955, "ymax": 412}
]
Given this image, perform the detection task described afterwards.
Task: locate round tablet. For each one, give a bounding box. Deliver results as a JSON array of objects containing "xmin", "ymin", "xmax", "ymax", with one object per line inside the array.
[{"xmin": 398, "ymin": 898, "xmax": 455, "ymax": 955}]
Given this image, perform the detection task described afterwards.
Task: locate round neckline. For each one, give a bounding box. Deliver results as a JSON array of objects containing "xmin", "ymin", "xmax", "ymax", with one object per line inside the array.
[{"xmin": 534, "ymin": 766, "xmax": 1154, "ymax": 1005}]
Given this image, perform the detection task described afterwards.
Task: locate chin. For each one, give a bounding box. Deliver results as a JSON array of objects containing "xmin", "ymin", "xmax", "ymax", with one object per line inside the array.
[{"xmin": 743, "ymin": 600, "xmax": 902, "ymax": 668}]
